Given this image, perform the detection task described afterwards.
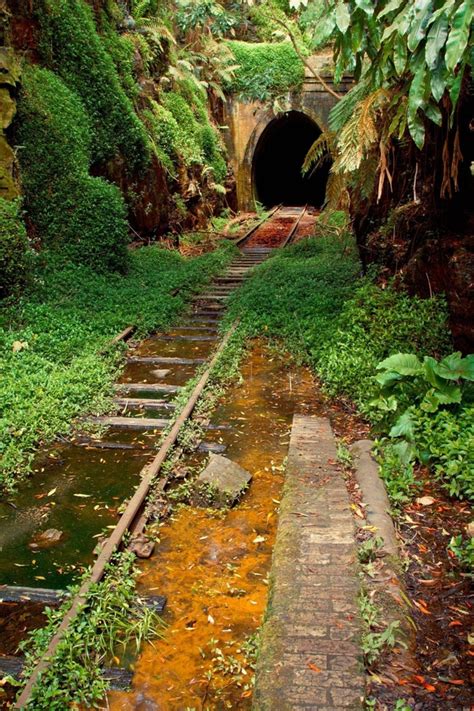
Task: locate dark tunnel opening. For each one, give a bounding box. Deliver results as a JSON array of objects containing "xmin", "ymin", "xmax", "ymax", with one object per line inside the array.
[{"xmin": 252, "ymin": 111, "xmax": 330, "ymax": 208}]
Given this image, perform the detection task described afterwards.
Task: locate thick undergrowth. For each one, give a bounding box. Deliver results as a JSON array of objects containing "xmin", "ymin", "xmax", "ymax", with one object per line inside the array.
[
  {"xmin": 0, "ymin": 244, "xmax": 235, "ymax": 494},
  {"xmin": 225, "ymin": 222, "xmax": 472, "ymax": 509}
]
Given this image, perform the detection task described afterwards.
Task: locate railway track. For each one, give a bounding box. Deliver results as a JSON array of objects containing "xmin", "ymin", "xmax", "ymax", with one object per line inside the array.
[{"xmin": 3, "ymin": 205, "xmax": 307, "ymax": 708}]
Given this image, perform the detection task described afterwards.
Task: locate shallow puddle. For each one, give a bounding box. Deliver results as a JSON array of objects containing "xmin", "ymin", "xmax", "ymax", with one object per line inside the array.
[
  {"xmin": 109, "ymin": 342, "xmax": 321, "ymax": 710},
  {"xmin": 0, "ymin": 319, "xmax": 216, "ymax": 592}
]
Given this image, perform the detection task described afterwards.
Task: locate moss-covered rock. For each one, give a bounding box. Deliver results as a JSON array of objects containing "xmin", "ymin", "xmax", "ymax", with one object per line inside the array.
[{"xmin": 16, "ymin": 65, "xmax": 129, "ymax": 271}]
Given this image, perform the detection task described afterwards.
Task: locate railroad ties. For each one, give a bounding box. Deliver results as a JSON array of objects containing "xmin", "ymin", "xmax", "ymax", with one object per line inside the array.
[{"xmin": 11, "ymin": 207, "xmax": 307, "ymax": 707}]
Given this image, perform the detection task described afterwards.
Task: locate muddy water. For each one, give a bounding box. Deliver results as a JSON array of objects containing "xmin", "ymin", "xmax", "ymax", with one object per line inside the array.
[{"xmin": 109, "ymin": 343, "xmax": 321, "ymax": 711}]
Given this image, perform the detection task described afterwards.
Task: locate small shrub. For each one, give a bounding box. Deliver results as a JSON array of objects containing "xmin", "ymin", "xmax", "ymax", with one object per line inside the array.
[{"xmin": 0, "ymin": 198, "xmax": 34, "ymax": 299}]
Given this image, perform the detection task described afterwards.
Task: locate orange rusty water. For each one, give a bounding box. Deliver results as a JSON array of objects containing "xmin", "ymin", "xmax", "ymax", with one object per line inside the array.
[{"xmin": 109, "ymin": 342, "xmax": 321, "ymax": 710}]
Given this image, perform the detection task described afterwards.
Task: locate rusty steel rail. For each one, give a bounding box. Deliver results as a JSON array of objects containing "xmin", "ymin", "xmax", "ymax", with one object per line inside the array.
[
  {"xmin": 280, "ymin": 205, "xmax": 307, "ymax": 248},
  {"xmin": 234, "ymin": 203, "xmax": 282, "ymax": 247},
  {"xmin": 14, "ymin": 320, "xmax": 240, "ymax": 709}
]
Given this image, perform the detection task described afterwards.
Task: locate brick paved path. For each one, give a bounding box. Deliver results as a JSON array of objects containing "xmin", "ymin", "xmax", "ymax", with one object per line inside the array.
[{"xmin": 253, "ymin": 415, "xmax": 365, "ymax": 710}]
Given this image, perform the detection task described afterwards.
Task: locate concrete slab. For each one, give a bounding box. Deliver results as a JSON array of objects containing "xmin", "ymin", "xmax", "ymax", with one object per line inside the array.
[{"xmin": 195, "ymin": 453, "xmax": 252, "ymax": 507}]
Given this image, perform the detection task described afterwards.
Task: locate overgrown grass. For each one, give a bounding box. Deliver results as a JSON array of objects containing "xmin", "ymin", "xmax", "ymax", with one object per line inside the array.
[
  {"xmin": 0, "ymin": 244, "xmax": 235, "ymax": 493},
  {"xmin": 18, "ymin": 552, "xmax": 161, "ymax": 709}
]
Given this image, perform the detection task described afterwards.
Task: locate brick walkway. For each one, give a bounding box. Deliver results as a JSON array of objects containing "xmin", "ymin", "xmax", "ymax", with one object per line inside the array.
[{"xmin": 253, "ymin": 415, "xmax": 365, "ymax": 710}]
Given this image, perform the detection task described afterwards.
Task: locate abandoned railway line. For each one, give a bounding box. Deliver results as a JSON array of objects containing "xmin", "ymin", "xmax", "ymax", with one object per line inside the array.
[{"xmin": 1, "ymin": 206, "xmax": 313, "ymax": 708}]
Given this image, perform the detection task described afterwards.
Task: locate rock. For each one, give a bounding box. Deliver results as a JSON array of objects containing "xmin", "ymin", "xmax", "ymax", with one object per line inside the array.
[
  {"xmin": 128, "ymin": 534, "xmax": 155, "ymax": 559},
  {"xmin": 150, "ymin": 369, "xmax": 171, "ymax": 378},
  {"xmin": 29, "ymin": 528, "xmax": 64, "ymax": 549},
  {"xmin": 194, "ymin": 454, "xmax": 252, "ymax": 508}
]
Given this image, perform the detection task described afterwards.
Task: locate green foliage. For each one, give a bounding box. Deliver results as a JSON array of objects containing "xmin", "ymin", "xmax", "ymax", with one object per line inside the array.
[
  {"xmin": 225, "ymin": 234, "xmax": 360, "ymax": 355},
  {"xmin": 358, "ymin": 588, "xmax": 403, "ymax": 665},
  {"xmin": 16, "ymin": 66, "xmax": 129, "ymax": 271},
  {"xmin": 306, "ymin": 0, "xmax": 473, "ymax": 149},
  {"xmin": 376, "ymin": 440, "xmax": 421, "ymax": 508},
  {"xmin": 19, "ymin": 552, "xmax": 161, "ymax": 709},
  {"xmin": 0, "ymin": 243, "xmax": 235, "ymax": 493},
  {"xmin": 176, "ymin": 0, "xmax": 237, "ymax": 37},
  {"xmin": 225, "ymin": 40, "xmax": 304, "ymax": 101},
  {"xmin": 371, "ymin": 352, "xmax": 473, "ymax": 501},
  {"xmin": 143, "ymin": 100, "xmax": 180, "ymax": 175},
  {"xmin": 449, "ymin": 534, "xmax": 474, "ymax": 577},
  {"xmin": 317, "ymin": 282, "xmax": 451, "ymax": 404},
  {"xmin": 0, "ymin": 199, "xmax": 34, "ymax": 299},
  {"xmin": 38, "ymin": 0, "xmax": 150, "ymax": 169},
  {"xmin": 159, "ymin": 83, "xmax": 227, "ymax": 182},
  {"xmin": 101, "ymin": 28, "xmax": 140, "ymax": 100}
]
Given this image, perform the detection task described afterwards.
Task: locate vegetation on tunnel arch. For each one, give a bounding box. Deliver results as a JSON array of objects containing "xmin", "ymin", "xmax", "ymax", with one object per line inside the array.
[
  {"xmin": 252, "ymin": 111, "xmax": 330, "ymax": 207},
  {"xmin": 224, "ymin": 40, "xmax": 305, "ymax": 102}
]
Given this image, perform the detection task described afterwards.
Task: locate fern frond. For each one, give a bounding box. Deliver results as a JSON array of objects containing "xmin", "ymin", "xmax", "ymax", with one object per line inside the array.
[{"xmin": 302, "ymin": 131, "xmax": 335, "ymax": 175}]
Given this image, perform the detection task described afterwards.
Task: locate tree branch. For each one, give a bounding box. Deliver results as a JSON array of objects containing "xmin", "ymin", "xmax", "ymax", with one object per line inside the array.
[{"xmin": 273, "ymin": 17, "xmax": 342, "ymax": 101}]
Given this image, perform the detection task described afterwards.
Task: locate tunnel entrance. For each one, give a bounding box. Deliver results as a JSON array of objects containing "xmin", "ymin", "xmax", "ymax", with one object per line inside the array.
[{"xmin": 252, "ymin": 111, "xmax": 330, "ymax": 208}]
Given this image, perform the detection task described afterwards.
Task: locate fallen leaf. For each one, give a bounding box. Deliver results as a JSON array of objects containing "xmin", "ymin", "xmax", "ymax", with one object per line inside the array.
[
  {"xmin": 47, "ymin": 488, "xmax": 57, "ymax": 497},
  {"xmin": 253, "ymin": 535, "xmax": 266, "ymax": 544},
  {"xmin": 307, "ymin": 663, "xmax": 321, "ymax": 673},
  {"xmin": 73, "ymin": 493, "xmax": 92, "ymax": 498},
  {"xmin": 207, "ymin": 614, "xmax": 215, "ymax": 624}
]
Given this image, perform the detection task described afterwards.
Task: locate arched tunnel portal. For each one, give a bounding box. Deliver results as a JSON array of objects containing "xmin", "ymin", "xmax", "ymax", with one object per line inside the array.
[{"xmin": 252, "ymin": 111, "xmax": 330, "ymax": 208}]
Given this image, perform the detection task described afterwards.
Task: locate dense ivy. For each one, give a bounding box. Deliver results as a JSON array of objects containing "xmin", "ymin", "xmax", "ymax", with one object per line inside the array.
[
  {"xmin": 225, "ymin": 40, "xmax": 304, "ymax": 101},
  {"xmin": 16, "ymin": 66, "xmax": 129, "ymax": 272},
  {"xmin": 38, "ymin": 0, "xmax": 150, "ymax": 169},
  {"xmin": 0, "ymin": 199, "xmax": 34, "ymax": 299}
]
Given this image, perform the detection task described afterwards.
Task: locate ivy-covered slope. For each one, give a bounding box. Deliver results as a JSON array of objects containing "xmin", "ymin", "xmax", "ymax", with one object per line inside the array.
[{"xmin": 4, "ymin": 0, "xmax": 230, "ymax": 289}]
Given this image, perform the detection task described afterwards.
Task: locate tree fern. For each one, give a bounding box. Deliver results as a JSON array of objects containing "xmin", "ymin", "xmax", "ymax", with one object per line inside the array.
[{"xmin": 302, "ymin": 131, "xmax": 335, "ymax": 175}]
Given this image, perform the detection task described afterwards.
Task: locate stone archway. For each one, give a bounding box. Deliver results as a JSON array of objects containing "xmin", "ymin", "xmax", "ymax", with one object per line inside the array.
[{"xmin": 251, "ymin": 110, "xmax": 330, "ymax": 207}]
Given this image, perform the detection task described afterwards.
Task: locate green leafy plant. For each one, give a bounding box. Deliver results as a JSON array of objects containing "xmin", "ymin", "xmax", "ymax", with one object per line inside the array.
[
  {"xmin": 18, "ymin": 552, "xmax": 162, "ymax": 709},
  {"xmin": 0, "ymin": 198, "xmax": 34, "ymax": 299},
  {"xmin": 0, "ymin": 243, "xmax": 235, "ymax": 493},
  {"xmin": 38, "ymin": 0, "xmax": 150, "ymax": 169},
  {"xmin": 449, "ymin": 535, "xmax": 474, "ymax": 578},
  {"xmin": 224, "ymin": 40, "xmax": 304, "ymax": 101}
]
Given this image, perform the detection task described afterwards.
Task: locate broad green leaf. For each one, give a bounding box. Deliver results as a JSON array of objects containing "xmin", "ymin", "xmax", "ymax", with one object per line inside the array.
[
  {"xmin": 435, "ymin": 352, "xmax": 474, "ymax": 381},
  {"xmin": 424, "ymin": 100, "xmax": 443, "ymax": 125},
  {"xmin": 430, "ymin": 59, "xmax": 447, "ymax": 101},
  {"xmin": 379, "ymin": 0, "xmax": 405, "ymax": 19},
  {"xmin": 375, "ymin": 370, "xmax": 403, "ymax": 388},
  {"xmin": 448, "ymin": 68, "xmax": 464, "ymax": 116},
  {"xmin": 393, "ymin": 34, "xmax": 407, "ymax": 74},
  {"xmin": 335, "ymin": 1, "xmax": 351, "ymax": 32},
  {"xmin": 392, "ymin": 439, "xmax": 417, "ymax": 465},
  {"xmin": 423, "ymin": 356, "xmax": 447, "ymax": 388},
  {"xmin": 354, "ymin": 0, "xmax": 374, "ymax": 15},
  {"xmin": 425, "ymin": 14, "xmax": 449, "ymax": 68},
  {"xmin": 377, "ymin": 353, "xmax": 423, "ymax": 375},
  {"xmin": 407, "ymin": 0, "xmax": 434, "ymax": 52},
  {"xmin": 445, "ymin": 1, "xmax": 473, "ymax": 71},
  {"xmin": 390, "ymin": 409, "xmax": 416, "ymax": 439},
  {"xmin": 408, "ymin": 63, "xmax": 429, "ymax": 147}
]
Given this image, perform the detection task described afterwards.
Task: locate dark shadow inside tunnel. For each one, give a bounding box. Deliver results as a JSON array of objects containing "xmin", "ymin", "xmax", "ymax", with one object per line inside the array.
[{"xmin": 252, "ymin": 111, "xmax": 330, "ymax": 208}]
